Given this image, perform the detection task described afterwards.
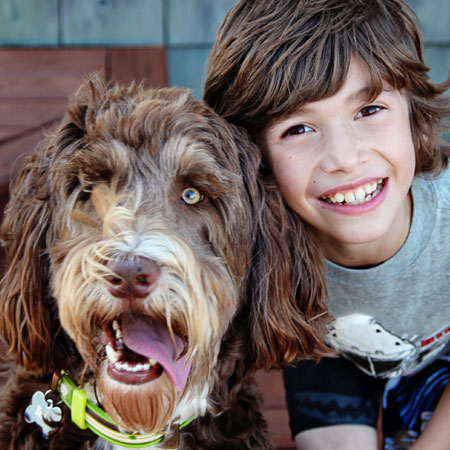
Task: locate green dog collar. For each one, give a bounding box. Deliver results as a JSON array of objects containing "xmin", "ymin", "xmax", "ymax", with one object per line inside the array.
[{"xmin": 56, "ymin": 373, "xmax": 194, "ymax": 448}]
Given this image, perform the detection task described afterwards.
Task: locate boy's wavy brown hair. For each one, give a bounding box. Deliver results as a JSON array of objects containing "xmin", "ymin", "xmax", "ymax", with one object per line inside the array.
[{"xmin": 204, "ymin": 0, "xmax": 450, "ymax": 174}]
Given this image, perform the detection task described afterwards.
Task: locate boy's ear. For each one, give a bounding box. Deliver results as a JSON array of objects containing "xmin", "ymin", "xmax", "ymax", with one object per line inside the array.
[{"xmin": 247, "ymin": 170, "xmax": 331, "ymax": 369}]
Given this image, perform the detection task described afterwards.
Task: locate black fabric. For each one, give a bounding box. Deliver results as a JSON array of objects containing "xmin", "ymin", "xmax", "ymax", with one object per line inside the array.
[{"xmin": 283, "ymin": 357, "xmax": 385, "ymax": 437}]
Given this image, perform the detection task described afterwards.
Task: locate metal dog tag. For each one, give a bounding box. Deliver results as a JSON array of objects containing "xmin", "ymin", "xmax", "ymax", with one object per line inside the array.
[{"xmin": 25, "ymin": 390, "xmax": 62, "ymax": 438}]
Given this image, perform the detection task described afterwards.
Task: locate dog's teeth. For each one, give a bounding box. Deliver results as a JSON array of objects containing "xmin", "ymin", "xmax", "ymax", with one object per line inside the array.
[
  {"xmin": 105, "ymin": 344, "xmax": 119, "ymax": 364},
  {"xmin": 111, "ymin": 358, "xmax": 155, "ymax": 372},
  {"xmin": 115, "ymin": 361, "xmax": 128, "ymax": 371},
  {"xmin": 112, "ymin": 320, "xmax": 122, "ymax": 339}
]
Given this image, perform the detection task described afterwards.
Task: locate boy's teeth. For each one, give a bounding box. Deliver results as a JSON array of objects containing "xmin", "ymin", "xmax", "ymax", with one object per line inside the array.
[
  {"xmin": 344, "ymin": 191, "xmax": 355, "ymax": 203},
  {"xmin": 354, "ymin": 187, "xmax": 366, "ymax": 201},
  {"xmin": 324, "ymin": 179, "xmax": 384, "ymax": 205}
]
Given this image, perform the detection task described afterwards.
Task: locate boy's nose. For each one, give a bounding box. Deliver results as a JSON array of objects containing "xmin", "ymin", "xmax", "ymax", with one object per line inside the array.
[{"xmin": 320, "ymin": 127, "xmax": 368, "ymax": 173}]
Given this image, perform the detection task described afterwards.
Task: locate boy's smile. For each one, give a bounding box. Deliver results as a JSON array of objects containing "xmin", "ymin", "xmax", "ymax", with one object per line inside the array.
[{"xmin": 263, "ymin": 57, "xmax": 415, "ymax": 267}]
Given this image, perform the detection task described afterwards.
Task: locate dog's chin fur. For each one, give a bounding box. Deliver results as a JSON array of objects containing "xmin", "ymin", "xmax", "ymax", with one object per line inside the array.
[
  {"xmin": 97, "ymin": 366, "xmax": 179, "ymax": 433},
  {"xmin": 0, "ymin": 76, "xmax": 330, "ymax": 449}
]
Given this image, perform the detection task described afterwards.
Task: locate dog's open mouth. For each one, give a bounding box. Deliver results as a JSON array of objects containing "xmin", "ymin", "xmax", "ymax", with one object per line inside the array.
[{"xmin": 102, "ymin": 314, "xmax": 192, "ymax": 390}]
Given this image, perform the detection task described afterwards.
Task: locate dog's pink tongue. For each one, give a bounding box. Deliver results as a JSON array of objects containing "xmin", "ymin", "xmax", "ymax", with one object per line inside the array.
[{"xmin": 121, "ymin": 315, "xmax": 192, "ymax": 391}]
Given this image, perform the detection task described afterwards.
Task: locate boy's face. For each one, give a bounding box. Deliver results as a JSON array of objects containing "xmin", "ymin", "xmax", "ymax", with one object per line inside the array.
[{"xmin": 263, "ymin": 57, "xmax": 415, "ymax": 265}]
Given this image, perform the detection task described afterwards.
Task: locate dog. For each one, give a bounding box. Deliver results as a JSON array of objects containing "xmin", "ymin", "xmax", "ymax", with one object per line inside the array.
[{"xmin": 0, "ymin": 77, "xmax": 328, "ymax": 449}]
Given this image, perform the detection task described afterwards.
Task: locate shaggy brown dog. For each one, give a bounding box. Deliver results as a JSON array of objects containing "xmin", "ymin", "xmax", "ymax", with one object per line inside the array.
[{"xmin": 0, "ymin": 78, "xmax": 328, "ymax": 449}]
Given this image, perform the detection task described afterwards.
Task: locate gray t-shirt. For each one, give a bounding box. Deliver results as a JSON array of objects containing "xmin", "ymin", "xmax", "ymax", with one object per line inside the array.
[{"xmin": 324, "ymin": 168, "xmax": 450, "ymax": 378}]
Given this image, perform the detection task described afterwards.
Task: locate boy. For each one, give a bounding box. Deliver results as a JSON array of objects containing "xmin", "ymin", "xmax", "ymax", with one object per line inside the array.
[{"xmin": 203, "ymin": 0, "xmax": 450, "ymax": 449}]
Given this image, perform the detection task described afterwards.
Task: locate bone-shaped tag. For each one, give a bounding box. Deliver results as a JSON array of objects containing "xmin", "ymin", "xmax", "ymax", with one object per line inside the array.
[{"xmin": 25, "ymin": 391, "xmax": 62, "ymax": 438}]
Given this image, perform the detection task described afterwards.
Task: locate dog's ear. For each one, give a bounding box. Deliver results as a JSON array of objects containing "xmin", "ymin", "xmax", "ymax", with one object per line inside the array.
[
  {"xmin": 0, "ymin": 76, "xmax": 106, "ymax": 373},
  {"xmin": 57, "ymin": 74, "xmax": 107, "ymax": 151},
  {"xmin": 238, "ymin": 137, "xmax": 331, "ymax": 370},
  {"xmin": 0, "ymin": 139, "xmax": 58, "ymax": 373}
]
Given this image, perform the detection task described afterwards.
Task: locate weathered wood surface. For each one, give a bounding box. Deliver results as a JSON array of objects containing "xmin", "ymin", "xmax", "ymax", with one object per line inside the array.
[
  {"xmin": 0, "ymin": 47, "xmax": 167, "ymax": 191},
  {"xmin": 0, "ymin": 0, "xmax": 59, "ymax": 46},
  {"xmin": 257, "ymin": 371, "xmax": 295, "ymax": 449},
  {"xmin": 61, "ymin": 0, "xmax": 163, "ymax": 46}
]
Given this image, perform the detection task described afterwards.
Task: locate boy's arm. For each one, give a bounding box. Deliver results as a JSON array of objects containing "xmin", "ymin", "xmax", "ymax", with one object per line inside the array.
[
  {"xmin": 294, "ymin": 424, "xmax": 378, "ymax": 450},
  {"xmin": 409, "ymin": 381, "xmax": 450, "ymax": 450}
]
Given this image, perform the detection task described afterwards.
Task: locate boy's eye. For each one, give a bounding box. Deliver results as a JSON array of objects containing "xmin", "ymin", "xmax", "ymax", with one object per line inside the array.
[
  {"xmin": 282, "ymin": 124, "xmax": 313, "ymax": 137},
  {"xmin": 356, "ymin": 105, "xmax": 384, "ymax": 118}
]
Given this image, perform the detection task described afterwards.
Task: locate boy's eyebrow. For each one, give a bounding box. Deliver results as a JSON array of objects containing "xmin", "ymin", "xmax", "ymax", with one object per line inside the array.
[
  {"xmin": 346, "ymin": 84, "xmax": 395, "ymax": 104},
  {"xmin": 275, "ymin": 84, "xmax": 395, "ymax": 123},
  {"xmin": 300, "ymin": 85, "xmax": 381, "ymax": 112},
  {"xmin": 345, "ymin": 85, "xmax": 372, "ymax": 104}
]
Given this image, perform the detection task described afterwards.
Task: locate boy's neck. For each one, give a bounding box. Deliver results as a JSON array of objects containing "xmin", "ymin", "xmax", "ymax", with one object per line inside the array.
[{"xmin": 318, "ymin": 191, "xmax": 413, "ymax": 269}]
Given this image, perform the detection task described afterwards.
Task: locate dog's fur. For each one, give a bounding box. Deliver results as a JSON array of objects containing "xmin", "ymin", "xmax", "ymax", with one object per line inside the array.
[{"xmin": 0, "ymin": 78, "xmax": 329, "ymax": 449}]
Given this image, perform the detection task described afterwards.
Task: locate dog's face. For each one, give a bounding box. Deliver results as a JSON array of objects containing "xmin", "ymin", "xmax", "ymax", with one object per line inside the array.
[{"xmin": 0, "ymin": 79, "xmax": 328, "ymax": 436}]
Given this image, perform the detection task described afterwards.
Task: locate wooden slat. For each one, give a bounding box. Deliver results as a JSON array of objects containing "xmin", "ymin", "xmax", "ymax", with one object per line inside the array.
[
  {"xmin": 61, "ymin": 0, "xmax": 163, "ymax": 46},
  {"xmin": 108, "ymin": 47, "xmax": 168, "ymax": 88},
  {"xmin": 264, "ymin": 409, "xmax": 295, "ymax": 450},
  {"xmin": 257, "ymin": 371, "xmax": 295, "ymax": 449},
  {"xmin": 0, "ymin": 47, "xmax": 168, "ymax": 194},
  {"xmin": 0, "ymin": 49, "xmax": 106, "ymax": 100},
  {"xmin": 0, "ymin": 99, "xmax": 68, "ymax": 128},
  {"xmin": 407, "ymin": 0, "xmax": 450, "ymax": 42},
  {"xmin": 0, "ymin": 0, "xmax": 59, "ymax": 46},
  {"xmin": 424, "ymin": 46, "xmax": 450, "ymax": 84},
  {"xmin": 167, "ymin": 0, "xmax": 237, "ymax": 45},
  {"xmin": 0, "ymin": 130, "xmax": 44, "ymax": 192},
  {"xmin": 0, "ymin": 48, "xmax": 108, "ymax": 192},
  {"xmin": 257, "ymin": 371, "xmax": 288, "ymax": 409},
  {"xmin": 167, "ymin": 47, "xmax": 211, "ymax": 98}
]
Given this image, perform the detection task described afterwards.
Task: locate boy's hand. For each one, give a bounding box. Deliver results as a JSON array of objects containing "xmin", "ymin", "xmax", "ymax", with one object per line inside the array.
[{"xmin": 409, "ymin": 382, "xmax": 450, "ymax": 450}]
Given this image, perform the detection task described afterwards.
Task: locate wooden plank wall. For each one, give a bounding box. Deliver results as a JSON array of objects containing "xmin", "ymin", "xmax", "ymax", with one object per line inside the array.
[
  {"xmin": 0, "ymin": 47, "xmax": 167, "ymax": 192},
  {"xmin": 0, "ymin": 1, "xmax": 448, "ymax": 97}
]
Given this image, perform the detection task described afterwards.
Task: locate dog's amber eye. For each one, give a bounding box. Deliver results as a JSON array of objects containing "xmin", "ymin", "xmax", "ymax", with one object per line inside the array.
[{"xmin": 181, "ymin": 187, "xmax": 204, "ymax": 205}]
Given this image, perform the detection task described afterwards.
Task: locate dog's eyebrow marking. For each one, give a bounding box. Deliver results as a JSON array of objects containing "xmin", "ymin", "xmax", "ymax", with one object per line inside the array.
[
  {"xmin": 70, "ymin": 183, "xmax": 116, "ymax": 228},
  {"xmin": 92, "ymin": 184, "xmax": 114, "ymax": 220},
  {"xmin": 70, "ymin": 209, "xmax": 99, "ymax": 229}
]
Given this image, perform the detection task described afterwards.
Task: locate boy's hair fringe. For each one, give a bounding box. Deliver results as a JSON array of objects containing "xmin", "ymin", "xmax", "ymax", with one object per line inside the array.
[{"xmin": 204, "ymin": 0, "xmax": 450, "ymax": 174}]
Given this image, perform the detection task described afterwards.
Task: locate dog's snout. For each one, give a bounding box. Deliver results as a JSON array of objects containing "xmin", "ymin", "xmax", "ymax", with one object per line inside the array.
[{"xmin": 106, "ymin": 257, "xmax": 160, "ymax": 299}]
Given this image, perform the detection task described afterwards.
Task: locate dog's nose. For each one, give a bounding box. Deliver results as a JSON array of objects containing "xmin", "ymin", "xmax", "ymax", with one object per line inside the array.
[{"xmin": 106, "ymin": 256, "xmax": 160, "ymax": 299}]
